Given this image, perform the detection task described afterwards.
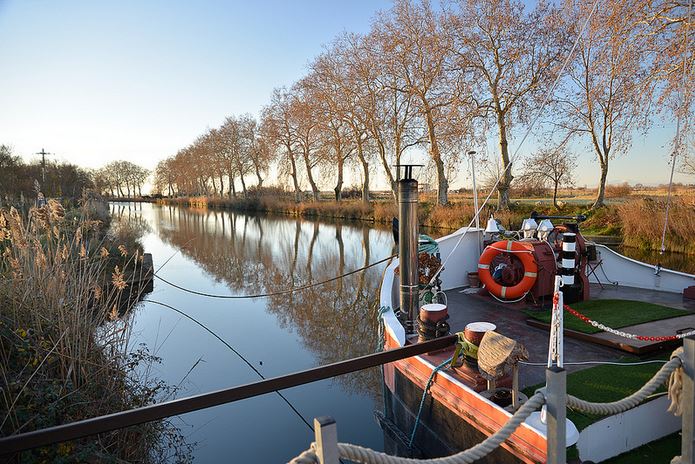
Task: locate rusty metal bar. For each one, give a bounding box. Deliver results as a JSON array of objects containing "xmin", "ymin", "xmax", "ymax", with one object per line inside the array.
[{"xmin": 0, "ymin": 334, "xmax": 457, "ymax": 455}]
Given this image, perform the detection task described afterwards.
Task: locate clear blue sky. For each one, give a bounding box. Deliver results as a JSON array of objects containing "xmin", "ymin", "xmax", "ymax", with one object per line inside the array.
[{"xmin": 0, "ymin": 0, "xmax": 689, "ymax": 188}]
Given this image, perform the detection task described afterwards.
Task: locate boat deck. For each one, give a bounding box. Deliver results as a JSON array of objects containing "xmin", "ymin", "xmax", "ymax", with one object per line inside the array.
[{"xmin": 414, "ymin": 284, "xmax": 694, "ymax": 390}]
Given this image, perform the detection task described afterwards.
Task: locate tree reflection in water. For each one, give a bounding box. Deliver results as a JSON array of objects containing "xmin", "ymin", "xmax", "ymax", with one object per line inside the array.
[{"xmin": 144, "ymin": 204, "xmax": 394, "ymax": 401}]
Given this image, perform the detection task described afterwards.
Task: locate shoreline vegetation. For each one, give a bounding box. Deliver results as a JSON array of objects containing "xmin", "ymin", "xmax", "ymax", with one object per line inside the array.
[
  {"xmin": 0, "ymin": 195, "xmax": 190, "ymax": 463},
  {"xmin": 132, "ymin": 186, "xmax": 695, "ymax": 256}
]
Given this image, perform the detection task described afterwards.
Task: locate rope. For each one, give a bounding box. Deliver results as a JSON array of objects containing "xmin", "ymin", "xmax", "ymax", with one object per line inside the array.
[
  {"xmin": 668, "ymin": 347, "xmax": 685, "ymax": 416},
  {"xmin": 566, "ymin": 356, "xmax": 682, "ymax": 416},
  {"xmin": 563, "ymin": 303, "xmax": 695, "ymax": 341},
  {"xmin": 487, "ymin": 289, "xmax": 529, "ymax": 304},
  {"xmin": 660, "ymin": 0, "xmax": 693, "ymax": 254},
  {"xmin": 520, "ymin": 359, "xmax": 668, "ymax": 367},
  {"xmin": 408, "ymin": 357, "xmax": 453, "ymax": 448},
  {"xmin": 288, "ymin": 443, "xmax": 319, "ymax": 464},
  {"xmin": 146, "ymin": 299, "xmax": 314, "ymax": 433},
  {"xmin": 337, "ymin": 392, "xmax": 546, "ymax": 464},
  {"xmin": 154, "ymin": 254, "xmax": 395, "ymax": 299},
  {"xmin": 424, "ymin": 0, "xmax": 601, "ymax": 292}
]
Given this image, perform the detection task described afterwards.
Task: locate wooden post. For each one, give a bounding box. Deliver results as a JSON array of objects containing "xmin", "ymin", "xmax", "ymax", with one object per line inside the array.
[
  {"xmin": 681, "ymin": 337, "xmax": 695, "ymax": 463},
  {"xmin": 546, "ymin": 367, "xmax": 567, "ymax": 464},
  {"xmin": 512, "ymin": 364, "xmax": 520, "ymax": 410},
  {"xmin": 314, "ymin": 416, "xmax": 339, "ymax": 464}
]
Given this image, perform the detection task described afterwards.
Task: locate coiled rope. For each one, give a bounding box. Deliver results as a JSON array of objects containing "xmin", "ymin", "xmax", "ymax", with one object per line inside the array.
[{"xmin": 154, "ymin": 254, "xmax": 395, "ymax": 299}]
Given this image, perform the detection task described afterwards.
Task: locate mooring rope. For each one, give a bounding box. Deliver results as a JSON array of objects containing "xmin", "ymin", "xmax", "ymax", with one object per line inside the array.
[
  {"xmin": 154, "ymin": 254, "xmax": 395, "ymax": 299},
  {"xmin": 288, "ymin": 345, "xmax": 688, "ymax": 464},
  {"xmin": 146, "ymin": 299, "xmax": 314, "ymax": 433},
  {"xmin": 408, "ymin": 357, "xmax": 454, "ymax": 448},
  {"xmin": 566, "ymin": 355, "xmax": 683, "ymax": 416},
  {"xmin": 659, "ymin": 0, "xmax": 693, "ymax": 255}
]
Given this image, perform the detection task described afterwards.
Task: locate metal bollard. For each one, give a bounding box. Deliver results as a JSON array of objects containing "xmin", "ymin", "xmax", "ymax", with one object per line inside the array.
[
  {"xmin": 682, "ymin": 337, "xmax": 695, "ymax": 463},
  {"xmin": 314, "ymin": 416, "xmax": 339, "ymax": 464},
  {"xmin": 546, "ymin": 367, "xmax": 567, "ymax": 464}
]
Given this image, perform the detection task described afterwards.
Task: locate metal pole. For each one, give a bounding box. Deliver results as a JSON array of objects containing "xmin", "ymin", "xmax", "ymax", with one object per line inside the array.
[
  {"xmin": 548, "ymin": 276, "xmax": 564, "ymax": 368},
  {"xmin": 314, "ymin": 417, "xmax": 339, "ymax": 464},
  {"xmin": 546, "ymin": 367, "xmax": 567, "ymax": 464},
  {"xmin": 0, "ymin": 334, "xmax": 457, "ymax": 454},
  {"xmin": 682, "ymin": 336, "xmax": 695, "ymax": 463},
  {"xmin": 468, "ymin": 150, "xmax": 481, "ymax": 254},
  {"xmin": 398, "ymin": 171, "xmax": 418, "ymax": 335}
]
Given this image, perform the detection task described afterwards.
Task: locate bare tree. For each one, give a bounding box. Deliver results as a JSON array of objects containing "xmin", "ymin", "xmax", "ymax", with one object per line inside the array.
[
  {"xmin": 555, "ymin": 0, "xmax": 656, "ymax": 209},
  {"xmin": 377, "ymin": 0, "xmax": 462, "ymax": 205},
  {"xmin": 520, "ymin": 145, "xmax": 577, "ymax": 209},
  {"xmin": 262, "ymin": 88, "xmax": 302, "ymax": 202},
  {"xmin": 446, "ymin": 0, "xmax": 568, "ymax": 209}
]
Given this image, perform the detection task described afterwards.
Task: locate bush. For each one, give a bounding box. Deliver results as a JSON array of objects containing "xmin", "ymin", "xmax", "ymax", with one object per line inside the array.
[{"xmin": 606, "ymin": 182, "xmax": 632, "ymax": 198}]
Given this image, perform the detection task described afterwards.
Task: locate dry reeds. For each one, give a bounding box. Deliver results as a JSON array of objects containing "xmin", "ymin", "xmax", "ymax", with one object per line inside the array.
[
  {"xmin": 618, "ymin": 198, "xmax": 695, "ymax": 254},
  {"xmin": 0, "ymin": 199, "xmax": 190, "ymax": 462}
]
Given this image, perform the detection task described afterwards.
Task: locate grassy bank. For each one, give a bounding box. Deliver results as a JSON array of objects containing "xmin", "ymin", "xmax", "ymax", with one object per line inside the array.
[
  {"xmin": 155, "ymin": 192, "xmax": 695, "ymax": 255},
  {"xmin": 0, "ymin": 197, "xmax": 189, "ymax": 462}
]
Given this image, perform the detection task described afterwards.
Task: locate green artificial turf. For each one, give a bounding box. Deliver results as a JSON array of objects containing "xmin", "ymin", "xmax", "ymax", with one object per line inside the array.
[
  {"xmin": 525, "ymin": 299, "xmax": 686, "ymax": 334},
  {"xmin": 522, "ymin": 360, "xmax": 666, "ymax": 431},
  {"xmin": 602, "ymin": 432, "xmax": 680, "ymax": 463}
]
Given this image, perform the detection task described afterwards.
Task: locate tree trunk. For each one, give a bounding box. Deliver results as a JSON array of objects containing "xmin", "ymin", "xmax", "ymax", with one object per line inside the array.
[
  {"xmin": 356, "ymin": 140, "xmax": 370, "ymax": 203},
  {"xmin": 240, "ymin": 175, "xmax": 247, "ymax": 196},
  {"xmin": 593, "ymin": 161, "xmax": 608, "ymax": 209},
  {"xmin": 285, "ymin": 144, "xmax": 301, "ymax": 203},
  {"xmin": 553, "ymin": 182, "xmax": 559, "ymax": 210},
  {"xmin": 376, "ymin": 138, "xmax": 397, "ymax": 203},
  {"xmin": 219, "ymin": 176, "xmax": 225, "ymax": 197},
  {"xmin": 302, "ymin": 146, "xmax": 320, "ymax": 202},
  {"xmin": 496, "ymin": 110, "xmax": 513, "ymax": 210},
  {"xmin": 334, "ymin": 156, "xmax": 344, "ymax": 202},
  {"xmin": 255, "ymin": 165, "xmax": 264, "ymax": 189},
  {"xmin": 423, "ymin": 106, "xmax": 448, "ymax": 205}
]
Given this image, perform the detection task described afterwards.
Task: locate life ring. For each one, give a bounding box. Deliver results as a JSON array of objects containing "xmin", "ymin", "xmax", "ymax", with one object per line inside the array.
[{"xmin": 478, "ymin": 240, "xmax": 538, "ymax": 300}]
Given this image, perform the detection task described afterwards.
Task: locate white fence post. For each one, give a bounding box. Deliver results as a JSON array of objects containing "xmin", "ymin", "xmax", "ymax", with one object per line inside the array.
[
  {"xmin": 546, "ymin": 367, "xmax": 567, "ymax": 464},
  {"xmin": 682, "ymin": 337, "xmax": 695, "ymax": 463},
  {"xmin": 314, "ymin": 416, "xmax": 339, "ymax": 464}
]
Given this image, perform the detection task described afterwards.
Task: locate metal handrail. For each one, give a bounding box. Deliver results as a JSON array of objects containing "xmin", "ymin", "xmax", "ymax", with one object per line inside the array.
[{"xmin": 0, "ymin": 334, "xmax": 457, "ymax": 455}]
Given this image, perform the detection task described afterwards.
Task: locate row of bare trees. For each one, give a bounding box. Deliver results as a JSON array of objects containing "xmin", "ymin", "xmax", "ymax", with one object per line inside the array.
[
  {"xmin": 155, "ymin": 0, "xmax": 692, "ymax": 209},
  {"xmin": 93, "ymin": 161, "xmax": 150, "ymax": 198},
  {"xmin": 153, "ymin": 115, "xmax": 272, "ymax": 198}
]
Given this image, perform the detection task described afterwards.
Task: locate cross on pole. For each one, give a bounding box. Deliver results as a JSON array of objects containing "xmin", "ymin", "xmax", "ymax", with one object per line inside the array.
[{"xmin": 35, "ymin": 148, "xmax": 52, "ymax": 185}]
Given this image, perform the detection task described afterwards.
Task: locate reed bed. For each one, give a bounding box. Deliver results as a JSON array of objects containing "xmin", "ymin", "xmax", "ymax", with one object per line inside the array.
[
  {"xmin": 618, "ymin": 197, "xmax": 695, "ymax": 254},
  {"xmin": 157, "ymin": 194, "xmax": 695, "ymax": 254},
  {"xmin": 0, "ymin": 198, "xmax": 190, "ymax": 462}
]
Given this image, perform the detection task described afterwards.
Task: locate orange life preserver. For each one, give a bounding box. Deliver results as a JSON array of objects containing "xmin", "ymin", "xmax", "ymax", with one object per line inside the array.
[{"xmin": 477, "ymin": 240, "xmax": 538, "ymax": 300}]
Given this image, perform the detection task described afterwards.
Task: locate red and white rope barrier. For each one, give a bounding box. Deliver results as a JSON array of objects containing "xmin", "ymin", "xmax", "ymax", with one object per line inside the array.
[{"xmin": 556, "ymin": 295, "xmax": 695, "ymax": 342}]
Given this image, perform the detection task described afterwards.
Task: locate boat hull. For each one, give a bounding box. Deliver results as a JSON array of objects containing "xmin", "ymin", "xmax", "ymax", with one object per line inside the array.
[{"xmin": 382, "ymin": 330, "xmax": 547, "ymax": 464}]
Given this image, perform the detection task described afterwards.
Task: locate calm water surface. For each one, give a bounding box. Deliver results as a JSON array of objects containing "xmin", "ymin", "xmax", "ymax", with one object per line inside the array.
[
  {"xmin": 111, "ymin": 202, "xmax": 394, "ymax": 462},
  {"xmin": 110, "ymin": 202, "xmax": 694, "ymax": 462}
]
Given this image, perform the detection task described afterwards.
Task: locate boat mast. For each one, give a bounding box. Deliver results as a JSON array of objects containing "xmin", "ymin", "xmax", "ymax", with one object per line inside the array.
[{"xmin": 397, "ymin": 164, "xmax": 421, "ymax": 335}]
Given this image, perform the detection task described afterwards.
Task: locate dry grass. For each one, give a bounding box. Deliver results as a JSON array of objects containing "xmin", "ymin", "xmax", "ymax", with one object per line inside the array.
[
  {"xmin": 618, "ymin": 197, "xmax": 695, "ymax": 254},
  {"xmin": 0, "ymin": 199, "xmax": 190, "ymax": 462}
]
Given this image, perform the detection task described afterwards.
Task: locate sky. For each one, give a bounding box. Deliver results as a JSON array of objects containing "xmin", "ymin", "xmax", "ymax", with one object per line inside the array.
[{"xmin": 0, "ymin": 0, "xmax": 690, "ymax": 190}]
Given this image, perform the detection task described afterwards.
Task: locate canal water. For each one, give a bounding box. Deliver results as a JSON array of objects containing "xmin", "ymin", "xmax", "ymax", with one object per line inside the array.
[
  {"xmin": 111, "ymin": 202, "xmax": 395, "ymax": 462},
  {"xmin": 111, "ymin": 202, "xmax": 694, "ymax": 462}
]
